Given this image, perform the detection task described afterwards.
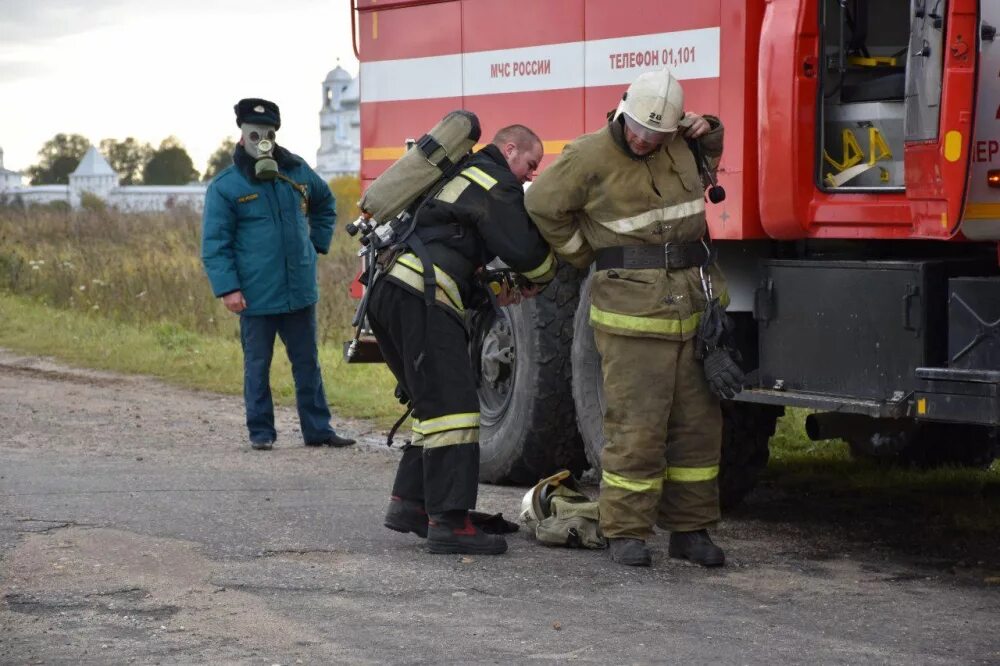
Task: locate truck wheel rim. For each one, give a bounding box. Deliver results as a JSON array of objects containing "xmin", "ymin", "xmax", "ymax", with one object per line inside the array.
[{"xmin": 478, "ymin": 310, "xmax": 516, "ymax": 424}]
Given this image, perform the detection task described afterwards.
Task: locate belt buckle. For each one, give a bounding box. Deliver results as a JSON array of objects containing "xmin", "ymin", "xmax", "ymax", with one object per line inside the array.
[{"xmin": 663, "ymin": 242, "xmax": 675, "ymax": 269}]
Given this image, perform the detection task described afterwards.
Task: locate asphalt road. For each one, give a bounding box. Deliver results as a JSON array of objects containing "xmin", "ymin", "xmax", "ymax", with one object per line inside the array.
[{"xmin": 1, "ymin": 350, "xmax": 998, "ymax": 665}]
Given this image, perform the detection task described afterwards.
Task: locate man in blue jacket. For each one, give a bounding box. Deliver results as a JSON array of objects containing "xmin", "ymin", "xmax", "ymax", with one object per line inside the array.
[{"xmin": 201, "ymin": 98, "xmax": 354, "ymax": 451}]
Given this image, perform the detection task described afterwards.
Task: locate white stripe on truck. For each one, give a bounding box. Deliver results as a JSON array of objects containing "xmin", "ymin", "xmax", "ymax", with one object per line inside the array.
[{"xmin": 360, "ymin": 27, "xmax": 721, "ymax": 103}]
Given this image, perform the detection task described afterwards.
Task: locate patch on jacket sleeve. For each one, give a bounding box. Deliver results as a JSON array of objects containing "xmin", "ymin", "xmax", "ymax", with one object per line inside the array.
[{"xmin": 237, "ymin": 193, "xmax": 259, "ymax": 203}]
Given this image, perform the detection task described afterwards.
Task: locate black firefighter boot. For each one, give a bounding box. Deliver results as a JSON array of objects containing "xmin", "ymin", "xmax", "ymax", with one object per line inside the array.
[
  {"xmin": 427, "ymin": 511, "xmax": 508, "ymax": 555},
  {"xmin": 384, "ymin": 496, "xmax": 428, "ymax": 538},
  {"xmin": 609, "ymin": 538, "xmax": 652, "ymax": 567},
  {"xmin": 668, "ymin": 529, "xmax": 726, "ymax": 567}
]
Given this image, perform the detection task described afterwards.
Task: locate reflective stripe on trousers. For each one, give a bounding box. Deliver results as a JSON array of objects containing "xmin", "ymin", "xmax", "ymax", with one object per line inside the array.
[{"xmin": 412, "ymin": 413, "xmax": 480, "ymax": 449}]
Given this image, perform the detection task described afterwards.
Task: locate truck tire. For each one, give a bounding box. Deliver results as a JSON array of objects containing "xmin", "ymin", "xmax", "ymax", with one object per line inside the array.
[
  {"xmin": 570, "ymin": 276, "xmax": 606, "ymax": 472},
  {"xmin": 570, "ymin": 275, "xmax": 780, "ymax": 508},
  {"xmin": 471, "ymin": 263, "xmax": 587, "ymax": 484},
  {"xmin": 848, "ymin": 422, "xmax": 999, "ymax": 468},
  {"xmin": 718, "ymin": 402, "xmax": 782, "ymax": 508}
]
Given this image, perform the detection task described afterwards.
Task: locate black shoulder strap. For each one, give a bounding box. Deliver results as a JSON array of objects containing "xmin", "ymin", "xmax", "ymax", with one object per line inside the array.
[
  {"xmin": 397, "ymin": 153, "xmax": 478, "ymax": 370},
  {"xmin": 685, "ymin": 137, "xmax": 707, "ymax": 180}
]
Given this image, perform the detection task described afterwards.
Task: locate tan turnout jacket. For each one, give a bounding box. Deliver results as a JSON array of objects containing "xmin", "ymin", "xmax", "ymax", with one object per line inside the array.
[{"xmin": 525, "ymin": 117, "xmax": 726, "ymax": 341}]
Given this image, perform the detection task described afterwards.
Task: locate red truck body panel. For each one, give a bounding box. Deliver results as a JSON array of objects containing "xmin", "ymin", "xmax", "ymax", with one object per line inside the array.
[{"xmin": 354, "ymin": 0, "xmax": 993, "ymax": 242}]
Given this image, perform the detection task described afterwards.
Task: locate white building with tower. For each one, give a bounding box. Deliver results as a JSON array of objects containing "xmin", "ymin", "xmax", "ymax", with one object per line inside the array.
[
  {"xmin": 68, "ymin": 146, "xmax": 119, "ymax": 208},
  {"xmin": 0, "ymin": 148, "xmax": 23, "ymax": 190},
  {"xmin": 0, "ymin": 145, "xmax": 206, "ymax": 212},
  {"xmin": 316, "ymin": 63, "xmax": 360, "ymax": 180}
]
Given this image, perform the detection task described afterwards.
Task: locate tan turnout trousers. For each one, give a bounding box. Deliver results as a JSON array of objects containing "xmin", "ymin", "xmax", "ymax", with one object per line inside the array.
[{"xmin": 595, "ymin": 329, "xmax": 722, "ymax": 539}]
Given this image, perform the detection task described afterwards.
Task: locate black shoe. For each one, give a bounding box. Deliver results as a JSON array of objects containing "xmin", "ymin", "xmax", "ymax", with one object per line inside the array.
[
  {"xmin": 305, "ymin": 433, "xmax": 356, "ymax": 448},
  {"xmin": 384, "ymin": 496, "xmax": 428, "ymax": 538},
  {"xmin": 608, "ymin": 538, "xmax": 651, "ymax": 567},
  {"xmin": 250, "ymin": 440, "xmax": 273, "ymax": 451},
  {"xmin": 668, "ymin": 529, "xmax": 725, "ymax": 567},
  {"xmin": 427, "ymin": 515, "xmax": 508, "ymax": 555}
]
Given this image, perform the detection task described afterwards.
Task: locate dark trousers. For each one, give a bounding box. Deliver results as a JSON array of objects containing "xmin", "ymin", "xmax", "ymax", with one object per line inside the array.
[
  {"xmin": 239, "ymin": 305, "xmax": 334, "ymax": 445},
  {"xmin": 367, "ymin": 280, "xmax": 481, "ymax": 514}
]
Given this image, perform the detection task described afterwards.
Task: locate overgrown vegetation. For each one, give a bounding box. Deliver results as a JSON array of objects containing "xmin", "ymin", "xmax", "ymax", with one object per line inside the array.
[
  {"xmin": 0, "ymin": 176, "xmax": 362, "ymax": 343},
  {"xmin": 0, "ymin": 175, "xmax": 399, "ymax": 423}
]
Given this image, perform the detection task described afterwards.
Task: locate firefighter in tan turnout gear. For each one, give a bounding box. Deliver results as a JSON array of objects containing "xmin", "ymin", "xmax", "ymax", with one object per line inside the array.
[{"xmin": 525, "ymin": 68, "xmax": 744, "ymax": 567}]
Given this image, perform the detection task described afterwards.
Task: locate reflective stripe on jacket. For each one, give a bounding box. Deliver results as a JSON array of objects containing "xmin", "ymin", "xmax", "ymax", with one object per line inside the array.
[{"xmin": 385, "ymin": 252, "xmax": 465, "ymax": 317}]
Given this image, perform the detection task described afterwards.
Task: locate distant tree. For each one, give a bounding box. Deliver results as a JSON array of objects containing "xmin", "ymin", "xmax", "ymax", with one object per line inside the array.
[
  {"xmin": 143, "ymin": 137, "xmax": 199, "ymax": 185},
  {"xmin": 159, "ymin": 135, "xmax": 185, "ymax": 151},
  {"xmin": 26, "ymin": 133, "xmax": 91, "ymax": 185},
  {"xmin": 202, "ymin": 137, "xmax": 237, "ymax": 182},
  {"xmin": 99, "ymin": 137, "xmax": 153, "ymax": 185}
]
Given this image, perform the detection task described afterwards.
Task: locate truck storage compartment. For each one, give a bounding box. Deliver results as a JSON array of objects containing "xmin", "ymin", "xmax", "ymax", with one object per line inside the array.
[
  {"xmin": 948, "ymin": 277, "xmax": 1000, "ymax": 370},
  {"xmin": 754, "ymin": 259, "xmax": 949, "ymax": 401}
]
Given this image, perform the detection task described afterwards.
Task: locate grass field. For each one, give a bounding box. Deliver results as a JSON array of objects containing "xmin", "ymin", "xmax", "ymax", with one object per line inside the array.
[{"xmin": 0, "ymin": 293, "xmax": 400, "ymax": 423}]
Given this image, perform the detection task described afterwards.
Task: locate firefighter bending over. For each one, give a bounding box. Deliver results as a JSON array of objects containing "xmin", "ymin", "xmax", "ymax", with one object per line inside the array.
[
  {"xmin": 373, "ymin": 125, "xmax": 557, "ymax": 555},
  {"xmin": 525, "ymin": 69, "xmax": 744, "ymax": 567}
]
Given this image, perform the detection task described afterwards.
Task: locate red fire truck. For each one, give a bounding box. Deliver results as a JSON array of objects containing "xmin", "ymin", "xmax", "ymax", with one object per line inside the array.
[{"xmin": 349, "ymin": 0, "xmax": 1000, "ymax": 504}]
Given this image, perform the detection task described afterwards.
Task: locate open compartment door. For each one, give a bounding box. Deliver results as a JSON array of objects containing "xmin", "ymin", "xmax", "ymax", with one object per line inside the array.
[
  {"xmin": 758, "ymin": 0, "xmax": 821, "ymax": 238},
  {"xmin": 903, "ymin": 0, "xmax": 979, "ymax": 237},
  {"xmin": 960, "ymin": 1, "xmax": 1000, "ymax": 240}
]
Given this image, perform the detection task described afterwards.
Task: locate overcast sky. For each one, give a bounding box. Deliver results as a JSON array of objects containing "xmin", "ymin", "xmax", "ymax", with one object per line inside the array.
[{"xmin": 0, "ymin": 0, "xmax": 359, "ymax": 174}]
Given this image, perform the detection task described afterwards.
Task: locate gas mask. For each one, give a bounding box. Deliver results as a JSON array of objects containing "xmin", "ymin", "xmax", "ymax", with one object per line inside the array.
[{"xmin": 242, "ymin": 123, "xmax": 279, "ymax": 180}]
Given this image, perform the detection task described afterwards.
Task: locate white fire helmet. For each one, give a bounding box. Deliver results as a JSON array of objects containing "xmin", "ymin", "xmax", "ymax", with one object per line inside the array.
[
  {"xmin": 616, "ymin": 68, "xmax": 685, "ymax": 141},
  {"xmin": 519, "ymin": 469, "xmax": 573, "ymax": 530}
]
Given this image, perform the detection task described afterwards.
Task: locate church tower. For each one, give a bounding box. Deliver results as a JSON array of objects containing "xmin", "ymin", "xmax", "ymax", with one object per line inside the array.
[
  {"xmin": 316, "ymin": 63, "xmax": 360, "ymax": 180},
  {"xmin": 0, "ymin": 147, "xmax": 24, "ymax": 191}
]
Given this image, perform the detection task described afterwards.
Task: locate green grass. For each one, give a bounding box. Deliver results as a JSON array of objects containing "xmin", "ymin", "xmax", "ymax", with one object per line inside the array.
[
  {"xmin": 0, "ymin": 293, "xmax": 400, "ymax": 426},
  {"xmin": 763, "ymin": 408, "xmax": 1000, "ymax": 533}
]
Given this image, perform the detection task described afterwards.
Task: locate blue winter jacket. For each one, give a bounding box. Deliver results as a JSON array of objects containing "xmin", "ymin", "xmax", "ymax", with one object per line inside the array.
[{"xmin": 201, "ymin": 145, "xmax": 336, "ymax": 316}]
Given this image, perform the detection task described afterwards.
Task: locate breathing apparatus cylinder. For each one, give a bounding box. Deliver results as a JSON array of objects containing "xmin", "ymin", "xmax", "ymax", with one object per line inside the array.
[{"xmin": 356, "ymin": 110, "xmax": 481, "ymax": 226}]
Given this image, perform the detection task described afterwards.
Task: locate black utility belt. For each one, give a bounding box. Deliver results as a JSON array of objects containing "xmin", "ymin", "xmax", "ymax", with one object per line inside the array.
[{"xmin": 594, "ymin": 241, "xmax": 710, "ymax": 271}]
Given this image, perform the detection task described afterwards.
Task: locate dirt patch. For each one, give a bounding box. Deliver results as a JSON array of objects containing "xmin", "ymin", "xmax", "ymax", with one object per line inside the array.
[{"xmin": 2, "ymin": 527, "xmax": 349, "ymax": 663}]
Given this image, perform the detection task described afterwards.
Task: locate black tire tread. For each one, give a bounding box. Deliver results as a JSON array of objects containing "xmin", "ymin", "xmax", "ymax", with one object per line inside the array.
[
  {"xmin": 719, "ymin": 403, "xmax": 782, "ymax": 509},
  {"xmin": 479, "ymin": 262, "xmax": 587, "ymax": 484},
  {"xmin": 518, "ymin": 262, "xmax": 588, "ymax": 479}
]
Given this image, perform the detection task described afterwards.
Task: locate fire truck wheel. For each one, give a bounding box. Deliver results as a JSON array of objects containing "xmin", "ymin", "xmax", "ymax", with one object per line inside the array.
[
  {"xmin": 849, "ymin": 422, "xmax": 999, "ymax": 468},
  {"xmin": 472, "ymin": 262, "xmax": 588, "ymax": 484},
  {"xmin": 717, "ymin": 402, "xmax": 782, "ymax": 508},
  {"xmin": 570, "ymin": 275, "xmax": 606, "ymax": 473},
  {"xmin": 571, "ymin": 275, "xmax": 781, "ymax": 508}
]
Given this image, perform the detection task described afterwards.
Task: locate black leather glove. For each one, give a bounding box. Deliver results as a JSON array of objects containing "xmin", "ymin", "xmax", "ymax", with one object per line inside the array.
[
  {"xmin": 393, "ymin": 383, "xmax": 410, "ymax": 405},
  {"xmin": 703, "ymin": 348, "xmax": 745, "ymax": 399},
  {"xmin": 469, "ymin": 510, "xmax": 519, "ymax": 534}
]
